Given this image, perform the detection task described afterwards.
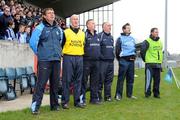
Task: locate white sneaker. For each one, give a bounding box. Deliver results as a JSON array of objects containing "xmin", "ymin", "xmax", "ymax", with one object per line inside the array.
[
  {"xmin": 134, "ymin": 74, "xmax": 138, "ymax": 78},
  {"xmin": 115, "ymin": 95, "xmax": 121, "ymax": 101},
  {"xmin": 129, "ymin": 96, "xmax": 137, "ymax": 99}
]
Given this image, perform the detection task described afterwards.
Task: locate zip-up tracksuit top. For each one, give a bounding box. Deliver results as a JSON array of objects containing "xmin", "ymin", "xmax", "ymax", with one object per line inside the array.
[
  {"xmin": 98, "ymin": 31, "xmax": 114, "ymax": 61},
  {"xmin": 84, "ymin": 29, "xmax": 101, "ymax": 61},
  {"xmin": 29, "ymin": 20, "xmax": 63, "ymax": 61}
]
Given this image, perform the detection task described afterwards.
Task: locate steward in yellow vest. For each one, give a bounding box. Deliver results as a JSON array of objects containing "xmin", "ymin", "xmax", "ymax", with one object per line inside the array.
[
  {"xmin": 140, "ymin": 28, "xmax": 163, "ymax": 99},
  {"xmin": 61, "ymin": 14, "xmax": 85, "ymax": 109},
  {"xmin": 62, "ymin": 27, "xmax": 85, "ymax": 55}
]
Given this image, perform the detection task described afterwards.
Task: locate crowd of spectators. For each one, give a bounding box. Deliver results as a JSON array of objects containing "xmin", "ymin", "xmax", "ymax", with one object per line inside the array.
[{"xmin": 0, "ymin": 0, "xmax": 66, "ymax": 43}]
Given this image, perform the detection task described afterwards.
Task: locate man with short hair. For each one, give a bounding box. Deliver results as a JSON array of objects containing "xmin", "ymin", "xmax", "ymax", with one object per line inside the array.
[
  {"xmin": 81, "ymin": 19, "xmax": 101, "ymax": 105},
  {"xmin": 115, "ymin": 23, "xmax": 137, "ymax": 100},
  {"xmin": 61, "ymin": 14, "xmax": 85, "ymax": 109},
  {"xmin": 0, "ymin": 7, "xmax": 13, "ymax": 39},
  {"xmin": 13, "ymin": 13, "xmax": 21, "ymax": 34},
  {"xmin": 98, "ymin": 22, "xmax": 114, "ymax": 102},
  {"xmin": 140, "ymin": 28, "xmax": 163, "ymax": 98},
  {"xmin": 30, "ymin": 8, "xmax": 63, "ymax": 115}
]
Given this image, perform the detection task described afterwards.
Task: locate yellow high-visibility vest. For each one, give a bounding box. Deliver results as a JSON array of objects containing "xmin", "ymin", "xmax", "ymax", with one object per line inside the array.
[
  {"xmin": 62, "ymin": 28, "xmax": 85, "ymax": 55},
  {"xmin": 145, "ymin": 38, "xmax": 163, "ymax": 63}
]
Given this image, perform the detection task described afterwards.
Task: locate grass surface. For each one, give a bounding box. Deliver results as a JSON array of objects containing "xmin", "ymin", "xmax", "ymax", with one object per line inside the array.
[{"xmin": 0, "ymin": 68, "xmax": 180, "ymax": 120}]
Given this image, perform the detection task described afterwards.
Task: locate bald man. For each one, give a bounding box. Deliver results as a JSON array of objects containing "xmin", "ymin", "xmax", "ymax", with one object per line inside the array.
[
  {"xmin": 61, "ymin": 14, "xmax": 85, "ymax": 109},
  {"xmin": 98, "ymin": 22, "xmax": 114, "ymax": 102}
]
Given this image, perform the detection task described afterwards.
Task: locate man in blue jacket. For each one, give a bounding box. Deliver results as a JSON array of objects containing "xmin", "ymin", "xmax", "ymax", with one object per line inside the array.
[
  {"xmin": 98, "ymin": 22, "xmax": 114, "ymax": 102},
  {"xmin": 81, "ymin": 19, "xmax": 101, "ymax": 105},
  {"xmin": 29, "ymin": 8, "xmax": 63, "ymax": 115},
  {"xmin": 115, "ymin": 23, "xmax": 137, "ymax": 100}
]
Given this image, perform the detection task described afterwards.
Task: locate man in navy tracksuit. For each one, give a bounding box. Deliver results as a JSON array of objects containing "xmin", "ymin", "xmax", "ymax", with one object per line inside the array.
[
  {"xmin": 98, "ymin": 22, "xmax": 114, "ymax": 102},
  {"xmin": 115, "ymin": 23, "xmax": 137, "ymax": 100},
  {"xmin": 61, "ymin": 14, "xmax": 85, "ymax": 109},
  {"xmin": 81, "ymin": 19, "xmax": 101, "ymax": 105},
  {"xmin": 29, "ymin": 8, "xmax": 63, "ymax": 114}
]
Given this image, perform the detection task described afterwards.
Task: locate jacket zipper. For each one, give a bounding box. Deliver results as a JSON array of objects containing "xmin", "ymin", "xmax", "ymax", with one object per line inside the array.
[{"xmin": 158, "ymin": 51, "xmax": 160, "ymax": 60}]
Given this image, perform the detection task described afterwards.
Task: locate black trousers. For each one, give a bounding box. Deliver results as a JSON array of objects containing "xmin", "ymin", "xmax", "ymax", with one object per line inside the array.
[
  {"xmin": 32, "ymin": 61, "xmax": 60, "ymax": 109},
  {"xmin": 99, "ymin": 61, "xmax": 114, "ymax": 99},
  {"xmin": 145, "ymin": 65, "xmax": 161, "ymax": 96},
  {"xmin": 62, "ymin": 55, "xmax": 83, "ymax": 106},
  {"xmin": 81, "ymin": 60, "xmax": 100, "ymax": 103},
  {"xmin": 115, "ymin": 59, "xmax": 135, "ymax": 98}
]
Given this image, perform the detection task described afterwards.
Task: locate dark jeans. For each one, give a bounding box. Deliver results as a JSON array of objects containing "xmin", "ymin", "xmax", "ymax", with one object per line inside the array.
[
  {"xmin": 99, "ymin": 61, "xmax": 114, "ymax": 99},
  {"xmin": 81, "ymin": 60, "xmax": 100, "ymax": 103},
  {"xmin": 62, "ymin": 55, "xmax": 83, "ymax": 106},
  {"xmin": 115, "ymin": 58, "xmax": 135, "ymax": 98},
  {"xmin": 32, "ymin": 60, "xmax": 60, "ymax": 109},
  {"xmin": 145, "ymin": 65, "xmax": 161, "ymax": 96}
]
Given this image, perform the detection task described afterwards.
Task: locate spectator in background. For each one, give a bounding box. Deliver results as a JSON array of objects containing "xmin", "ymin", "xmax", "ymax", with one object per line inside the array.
[
  {"xmin": 4, "ymin": 20, "xmax": 15, "ymax": 40},
  {"xmin": 11, "ymin": 6, "xmax": 16, "ymax": 17},
  {"xmin": 9, "ymin": 0, "xmax": 15, "ymax": 8},
  {"xmin": 0, "ymin": 6, "xmax": 13, "ymax": 39},
  {"xmin": 19, "ymin": 10, "xmax": 26, "ymax": 23},
  {"xmin": 32, "ymin": 10, "xmax": 40, "ymax": 21},
  {"xmin": 16, "ymin": 23, "xmax": 26, "ymax": 43},
  {"xmin": 58, "ymin": 19, "xmax": 66, "ymax": 30},
  {"xmin": 25, "ymin": 11, "xmax": 34, "ymax": 26},
  {"xmin": 13, "ymin": 13, "xmax": 21, "ymax": 34},
  {"xmin": 31, "ymin": 19, "xmax": 40, "ymax": 31},
  {"xmin": 0, "ymin": 0, "xmax": 6, "ymax": 9},
  {"xmin": 25, "ymin": 25, "xmax": 31, "ymax": 43}
]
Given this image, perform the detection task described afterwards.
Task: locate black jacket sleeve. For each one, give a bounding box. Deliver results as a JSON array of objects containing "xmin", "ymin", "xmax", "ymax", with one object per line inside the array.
[
  {"xmin": 61, "ymin": 32, "xmax": 66, "ymax": 49},
  {"xmin": 135, "ymin": 42, "xmax": 142, "ymax": 52},
  {"xmin": 140, "ymin": 40, "xmax": 149, "ymax": 62},
  {"xmin": 115, "ymin": 37, "xmax": 121, "ymax": 60}
]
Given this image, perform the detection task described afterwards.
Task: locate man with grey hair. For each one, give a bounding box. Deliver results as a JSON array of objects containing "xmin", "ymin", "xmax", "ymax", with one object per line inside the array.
[
  {"xmin": 98, "ymin": 22, "xmax": 114, "ymax": 102},
  {"xmin": 81, "ymin": 19, "xmax": 101, "ymax": 105},
  {"xmin": 61, "ymin": 14, "xmax": 85, "ymax": 109}
]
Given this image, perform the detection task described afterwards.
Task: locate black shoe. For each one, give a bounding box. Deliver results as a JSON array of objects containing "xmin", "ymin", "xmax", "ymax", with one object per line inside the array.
[
  {"xmin": 105, "ymin": 97, "xmax": 112, "ymax": 102},
  {"xmin": 154, "ymin": 95, "xmax": 160, "ymax": 98},
  {"xmin": 90, "ymin": 101, "xmax": 102, "ymax": 105},
  {"xmin": 51, "ymin": 106, "xmax": 60, "ymax": 111},
  {"xmin": 98, "ymin": 91, "xmax": 103, "ymax": 102},
  {"xmin": 75, "ymin": 103, "xmax": 85, "ymax": 108},
  {"xmin": 99, "ymin": 98, "xmax": 103, "ymax": 102},
  {"xmin": 145, "ymin": 94, "xmax": 150, "ymax": 98},
  {"xmin": 62, "ymin": 103, "xmax": 69, "ymax": 109}
]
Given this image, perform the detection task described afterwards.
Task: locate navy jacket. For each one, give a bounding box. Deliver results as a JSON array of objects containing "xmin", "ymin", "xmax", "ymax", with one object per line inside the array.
[
  {"xmin": 98, "ymin": 31, "xmax": 114, "ymax": 61},
  {"xmin": 84, "ymin": 29, "xmax": 101, "ymax": 61},
  {"xmin": 29, "ymin": 20, "xmax": 63, "ymax": 61},
  {"xmin": 0, "ymin": 14, "xmax": 13, "ymax": 37}
]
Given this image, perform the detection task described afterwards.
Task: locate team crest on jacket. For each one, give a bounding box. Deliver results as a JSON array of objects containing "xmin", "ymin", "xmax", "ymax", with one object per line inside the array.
[{"xmin": 56, "ymin": 31, "xmax": 59, "ymax": 35}]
